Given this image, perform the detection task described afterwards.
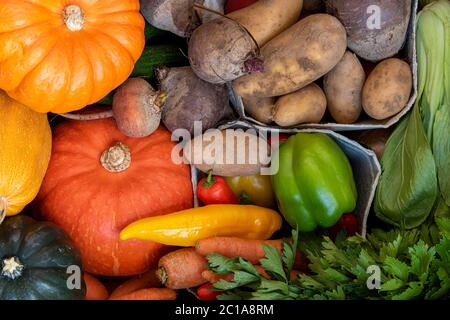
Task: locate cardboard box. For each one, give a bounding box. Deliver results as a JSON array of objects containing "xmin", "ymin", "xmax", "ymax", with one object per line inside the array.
[
  {"xmin": 228, "ymin": 0, "xmax": 418, "ymax": 132},
  {"xmin": 190, "ymin": 121, "xmax": 382, "ymax": 237}
]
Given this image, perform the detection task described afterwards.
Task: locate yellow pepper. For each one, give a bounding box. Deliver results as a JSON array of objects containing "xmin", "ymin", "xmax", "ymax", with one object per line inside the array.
[
  {"xmin": 225, "ymin": 175, "xmax": 276, "ymax": 208},
  {"xmin": 120, "ymin": 204, "xmax": 282, "ymax": 246}
]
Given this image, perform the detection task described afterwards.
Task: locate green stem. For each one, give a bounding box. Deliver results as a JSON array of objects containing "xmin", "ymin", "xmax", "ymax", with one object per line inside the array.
[{"xmin": 202, "ymin": 171, "xmax": 216, "ymax": 188}]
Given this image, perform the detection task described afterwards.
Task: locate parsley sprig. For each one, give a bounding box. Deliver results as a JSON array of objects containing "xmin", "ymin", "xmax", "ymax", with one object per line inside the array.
[{"xmin": 206, "ymin": 229, "xmax": 450, "ymax": 300}]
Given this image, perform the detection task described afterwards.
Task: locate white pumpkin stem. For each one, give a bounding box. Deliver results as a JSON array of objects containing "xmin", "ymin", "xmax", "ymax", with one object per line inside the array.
[
  {"xmin": 1, "ymin": 256, "xmax": 24, "ymax": 280},
  {"xmin": 58, "ymin": 110, "xmax": 114, "ymax": 121},
  {"xmin": 101, "ymin": 142, "xmax": 131, "ymax": 173},
  {"xmin": 0, "ymin": 196, "xmax": 7, "ymax": 225},
  {"xmin": 63, "ymin": 5, "xmax": 85, "ymax": 32}
]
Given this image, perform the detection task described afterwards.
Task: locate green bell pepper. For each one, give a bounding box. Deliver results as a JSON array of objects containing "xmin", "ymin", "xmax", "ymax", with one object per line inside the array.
[{"xmin": 272, "ymin": 133, "xmax": 357, "ymax": 232}]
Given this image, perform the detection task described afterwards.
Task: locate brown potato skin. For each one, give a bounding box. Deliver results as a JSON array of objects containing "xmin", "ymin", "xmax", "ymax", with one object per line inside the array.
[
  {"xmin": 325, "ymin": 0, "xmax": 411, "ymax": 62},
  {"xmin": 273, "ymin": 83, "xmax": 327, "ymax": 127},
  {"xmin": 228, "ymin": 0, "xmax": 303, "ymax": 46},
  {"xmin": 243, "ymin": 97, "xmax": 276, "ymax": 124},
  {"xmin": 324, "ymin": 51, "xmax": 366, "ymax": 124},
  {"xmin": 183, "ymin": 130, "xmax": 270, "ymax": 177},
  {"xmin": 232, "ymin": 14, "xmax": 347, "ymax": 99},
  {"xmin": 362, "ymin": 58, "xmax": 412, "ymax": 120}
]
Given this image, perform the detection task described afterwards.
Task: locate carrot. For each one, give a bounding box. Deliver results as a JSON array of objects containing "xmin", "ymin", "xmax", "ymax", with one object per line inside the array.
[
  {"xmin": 201, "ymin": 270, "xmax": 234, "ymax": 284},
  {"xmin": 196, "ymin": 237, "xmax": 282, "ymax": 264},
  {"xmin": 202, "ymin": 267, "xmax": 299, "ymax": 284},
  {"xmin": 84, "ymin": 273, "xmax": 109, "ymax": 300},
  {"xmin": 158, "ymin": 248, "xmax": 208, "ymax": 289},
  {"xmin": 109, "ymin": 270, "xmax": 161, "ymax": 299},
  {"xmin": 109, "ymin": 288, "xmax": 176, "ymax": 300},
  {"xmin": 196, "ymin": 237, "xmax": 309, "ymax": 272},
  {"xmin": 290, "ymin": 270, "xmax": 300, "ymax": 280}
]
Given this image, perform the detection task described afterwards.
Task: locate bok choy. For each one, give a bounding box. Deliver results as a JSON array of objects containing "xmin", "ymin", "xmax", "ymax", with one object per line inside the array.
[{"xmin": 375, "ymin": 0, "xmax": 450, "ymax": 229}]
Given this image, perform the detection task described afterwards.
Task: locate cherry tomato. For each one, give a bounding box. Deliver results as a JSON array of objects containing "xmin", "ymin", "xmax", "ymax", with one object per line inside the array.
[
  {"xmin": 329, "ymin": 213, "xmax": 359, "ymax": 240},
  {"xmin": 196, "ymin": 283, "xmax": 220, "ymax": 301},
  {"xmin": 197, "ymin": 171, "xmax": 239, "ymax": 205}
]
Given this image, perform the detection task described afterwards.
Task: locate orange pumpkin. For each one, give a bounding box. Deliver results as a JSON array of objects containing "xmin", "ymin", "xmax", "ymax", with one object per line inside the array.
[
  {"xmin": 35, "ymin": 118, "xmax": 193, "ymax": 276},
  {"xmin": 0, "ymin": 0, "xmax": 145, "ymax": 113}
]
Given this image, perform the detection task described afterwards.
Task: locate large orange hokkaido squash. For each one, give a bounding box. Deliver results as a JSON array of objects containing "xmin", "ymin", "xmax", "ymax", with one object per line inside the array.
[
  {"xmin": 35, "ymin": 118, "xmax": 193, "ymax": 276},
  {"xmin": 0, "ymin": 0, "xmax": 145, "ymax": 113}
]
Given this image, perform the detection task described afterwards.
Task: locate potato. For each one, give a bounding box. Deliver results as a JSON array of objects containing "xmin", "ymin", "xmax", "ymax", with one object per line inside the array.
[
  {"xmin": 242, "ymin": 97, "xmax": 276, "ymax": 124},
  {"xmin": 188, "ymin": 0, "xmax": 303, "ymax": 84},
  {"xmin": 324, "ymin": 51, "xmax": 366, "ymax": 124},
  {"xmin": 227, "ymin": 0, "xmax": 303, "ymax": 47},
  {"xmin": 326, "ymin": 0, "xmax": 412, "ymax": 62},
  {"xmin": 273, "ymin": 83, "xmax": 327, "ymax": 127},
  {"xmin": 362, "ymin": 58, "xmax": 412, "ymax": 120},
  {"xmin": 183, "ymin": 129, "xmax": 270, "ymax": 176},
  {"xmin": 232, "ymin": 14, "xmax": 347, "ymax": 99},
  {"xmin": 156, "ymin": 66, "xmax": 229, "ymax": 135}
]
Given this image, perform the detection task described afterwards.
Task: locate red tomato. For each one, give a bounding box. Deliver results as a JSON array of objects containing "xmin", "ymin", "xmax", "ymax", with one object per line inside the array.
[
  {"xmin": 329, "ymin": 213, "xmax": 359, "ymax": 240},
  {"xmin": 197, "ymin": 283, "xmax": 220, "ymax": 301},
  {"xmin": 268, "ymin": 133, "xmax": 290, "ymax": 146},
  {"xmin": 197, "ymin": 172, "xmax": 239, "ymax": 205},
  {"xmin": 225, "ymin": 0, "xmax": 259, "ymax": 13}
]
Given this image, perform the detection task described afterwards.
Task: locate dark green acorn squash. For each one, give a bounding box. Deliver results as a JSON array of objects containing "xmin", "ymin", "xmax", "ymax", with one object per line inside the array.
[{"xmin": 0, "ymin": 216, "xmax": 86, "ymax": 300}]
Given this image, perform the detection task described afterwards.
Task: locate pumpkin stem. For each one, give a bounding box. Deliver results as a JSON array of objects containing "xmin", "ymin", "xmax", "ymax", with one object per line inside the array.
[
  {"xmin": 101, "ymin": 142, "xmax": 131, "ymax": 173},
  {"xmin": 1, "ymin": 256, "xmax": 24, "ymax": 280},
  {"xmin": 0, "ymin": 196, "xmax": 7, "ymax": 225},
  {"xmin": 63, "ymin": 5, "xmax": 85, "ymax": 32}
]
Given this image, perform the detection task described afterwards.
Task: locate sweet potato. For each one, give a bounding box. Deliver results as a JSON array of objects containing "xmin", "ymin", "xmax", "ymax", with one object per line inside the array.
[
  {"xmin": 232, "ymin": 14, "xmax": 347, "ymax": 98},
  {"xmin": 325, "ymin": 0, "xmax": 412, "ymax": 62},
  {"xmin": 242, "ymin": 97, "xmax": 275, "ymax": 124},
  {"xmin": 324, "ymin": 51, "xmax": 366, "ymax": 124},
  {"xmin": 273, "ymin": 83, "xmax": 327, "ymax": 126},
  {"xmin": 362, "ymin": 58, "xmax": 412, "ymax": 120},
  {"xmin": 156, "ymin": 66, "xmax": 229, "ymax": 135}
]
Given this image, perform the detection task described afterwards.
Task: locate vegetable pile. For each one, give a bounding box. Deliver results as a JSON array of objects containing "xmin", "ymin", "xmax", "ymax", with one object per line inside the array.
[{"xmin": 1, "ymin": 0, "xmax": 450, "ymax": 302}]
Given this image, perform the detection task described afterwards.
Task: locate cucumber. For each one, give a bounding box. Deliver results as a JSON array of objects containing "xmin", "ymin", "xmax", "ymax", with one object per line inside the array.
[
  {"xmin": 144, "ymin": 23, "xmax": 166, "ymax": 40},
  {"xmin": 96, "ymin": 45, "xmax": 188, "ymax": 105},
  {"xmin": 132, "ymin": 44, "xmax": 187, "ymax": 77}
]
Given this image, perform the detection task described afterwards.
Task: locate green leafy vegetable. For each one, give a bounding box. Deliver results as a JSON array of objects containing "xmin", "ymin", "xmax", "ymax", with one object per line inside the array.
[
  {"xmin": 375, "ymin": 105, "xmax": 438, "ymax": 229},
  {"xmin": 206, "ymin": 229, "xmax": 450, "ymax": 300},
  {"xmin": 375, "ymin": 0, "xmax": 450, "ymax": 228}
]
